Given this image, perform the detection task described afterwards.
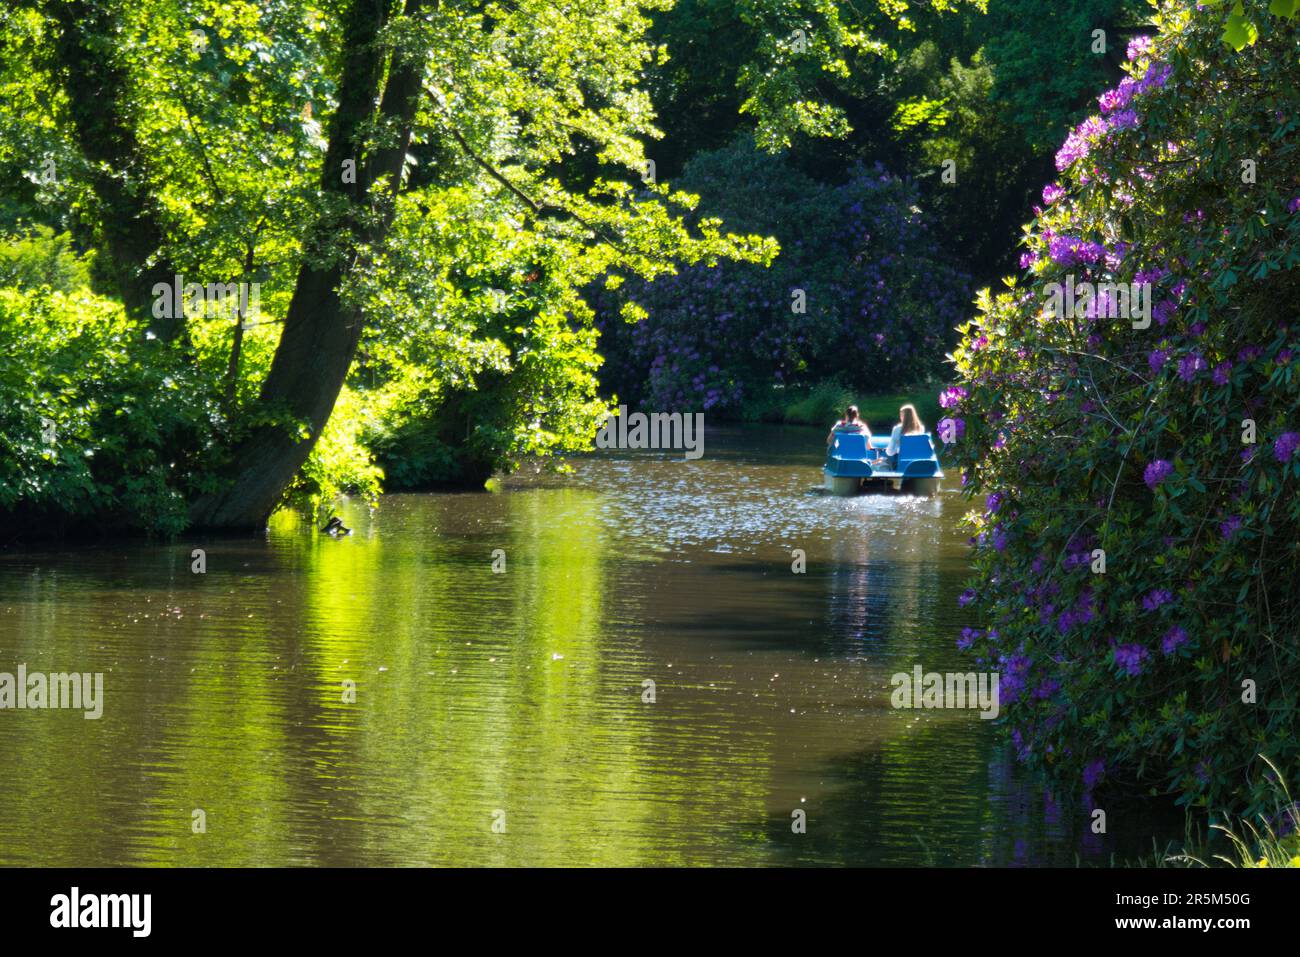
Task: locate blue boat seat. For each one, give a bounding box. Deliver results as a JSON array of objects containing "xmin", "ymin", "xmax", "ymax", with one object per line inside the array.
[
  {"xmin": 898, "ymin": 433, "xmax": 938, "ymax": 477},
  {"xmin": 827, "ymin": 432, "xmax": 875, "ymax": 477}
]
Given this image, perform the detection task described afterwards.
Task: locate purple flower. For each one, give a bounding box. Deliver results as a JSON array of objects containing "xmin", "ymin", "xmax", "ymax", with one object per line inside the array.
[
  {"xmin": 999, "ymin": 654, "xmax": 1031, "ymax": 704},
  {"xmin": 1048, "ymin": 235, "xmax": 1105, "ymax": 267},
  {"xmin": 991, "ymin": 526, "xmax": 1008, "ymax": 552},
  {"xmin": 1211, "ymin": 361, "xmax": 1231, "ymax": 386},
  {"xmin": 1148, "ymin": 349, "xmax": 1169, "ymax": 373},
  {"xmin": 1019, "ymin": 251, "xmax": 1037, "ymax": 269},
  {"xmin": 1083, "ymin": 759, "xmax": 1106, "ymax": 790},
  {"xmin": 1098, "ymin": 83, "xmax": 1133, "ymax": 114},
  {"xmin": 1126, "ymin": 36, "xmax": 1153, "ymax": 61},
  {"xmin": 1274, "ymin": 432, "xmax": 1300, "ymax": 462},
  {"xmin": 1177, "ymin": 353, "xmax": 1207, "ymax": 382},
  {"xmin": 1056, "ymin": 592, "xmax": 1096, "ymax": 633},
  {"xmin": 1288, "ymin": 196, "xmax": 1300, "ymax": 214},
  {"xmin": 1055, "ymin": 131, "xmax": 1089, "ymax": 171},
  {"xmin": 1042, "ymin": 183, "xmax": 1065, "ymax": 205},
  {"xmin": 1161, "ymin": 626, "xmax": 1188, "ymax": 655},
  {"xmin": 1141, "ymin": 588, "xmax": 1173, "ymax": 612},
  {"xmin": 1108, "ymin": 109, "xmax": 1140, "ymax": 132},
  {"xmin": 1220, "ymin": 515, "xmax": 1243, "ymax": 540},
  {"xmin": 939, "ymin": 385, "xmax": 968, "ymax": 409},
  {"xmin": 957, "ymin": 627, "xmax": 979, "ymax": 651},
  {"xmin": 1055, "ymin": 117, "xmax": 1107, "ymax": 171},
  {"xmin": 1114, "ymin": 643, "xmax": 1149, "ymax": 676},
  {"xmin": 1144, "ymin": 459, "xmax": 1174, "ymax": 489},
  {"xmin": 985, "ymin": 492, "xmax": 1004, "ymax": 514},
  {"xmin": 1134, "ymin": 62, "xmax": 1171, "ymax": 95},
  {"xmin": 957, "ymin": 588, "xmax": 977, "ymax": 608}
]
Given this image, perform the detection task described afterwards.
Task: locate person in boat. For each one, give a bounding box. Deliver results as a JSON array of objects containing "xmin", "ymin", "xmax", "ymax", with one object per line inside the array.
[
  {"xmin": 827, "ymin": 405, "xmax": 871, "ymax": 446},
  {"xmin": 881, "ymin": 403, "xmax": 926, "ymax": 470}
]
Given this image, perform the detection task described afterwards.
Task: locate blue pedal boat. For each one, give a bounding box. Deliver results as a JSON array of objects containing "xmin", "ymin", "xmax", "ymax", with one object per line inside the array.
[{"xmin": 823, "ymin": 432, "xmax": 944, "ymax": 496}]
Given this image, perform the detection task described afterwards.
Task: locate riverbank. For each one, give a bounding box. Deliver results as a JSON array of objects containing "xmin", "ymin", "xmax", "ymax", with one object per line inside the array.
[{"xmin": 746, "ymin": 381, "xmax": 943, "ymax": 433}]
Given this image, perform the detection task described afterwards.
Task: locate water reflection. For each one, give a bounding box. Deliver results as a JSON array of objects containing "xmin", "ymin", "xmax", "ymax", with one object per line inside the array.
[{"xmin": 0, "ymin": 425, "xmax": 1177, "ymax": 865}]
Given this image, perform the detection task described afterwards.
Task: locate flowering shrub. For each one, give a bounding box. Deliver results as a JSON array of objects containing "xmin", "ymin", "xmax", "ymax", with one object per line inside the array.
[
  {"xmin": 598, "ymin": 139, "xmax": 969, "ymax": 412},
  {"xmin": 948, "ymin": 1, "xmax": 1300, "ymax": 815}
]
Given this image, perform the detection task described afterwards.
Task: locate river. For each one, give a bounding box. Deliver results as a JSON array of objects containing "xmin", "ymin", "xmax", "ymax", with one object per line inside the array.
[{"xmin": 0, "ymin": 424, "xmax": 1175, "ymax": 865}]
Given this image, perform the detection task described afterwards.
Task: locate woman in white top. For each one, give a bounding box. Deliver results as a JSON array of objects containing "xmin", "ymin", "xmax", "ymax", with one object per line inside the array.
[{"xmin": 883, "ymin": 404, "xmax": 926, "ymax": 467}]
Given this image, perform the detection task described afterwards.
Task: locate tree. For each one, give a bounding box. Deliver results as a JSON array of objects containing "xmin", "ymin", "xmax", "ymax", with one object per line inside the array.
[{"xmin": 2, "ymin": 0, "xmax": 769, "ymax": 530}]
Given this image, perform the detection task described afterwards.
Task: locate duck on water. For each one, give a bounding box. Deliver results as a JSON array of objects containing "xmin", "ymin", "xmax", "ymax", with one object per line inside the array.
[
  {"xmin": 823, "ymin": 403, "xmax": 943, "ymax": 496},
  {"xmin": 322, "ymin": 516, "xmax": 352, "ymax": 536}
]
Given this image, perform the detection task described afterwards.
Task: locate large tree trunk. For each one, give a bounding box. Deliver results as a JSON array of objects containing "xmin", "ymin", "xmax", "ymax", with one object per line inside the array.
[
  {"xmin": 48, "ymin": 0, "xmax": 183, "ymax": 341},
  {"xmin": 188, "ymin": 0, "xmax": 426, "ymax": 530}
]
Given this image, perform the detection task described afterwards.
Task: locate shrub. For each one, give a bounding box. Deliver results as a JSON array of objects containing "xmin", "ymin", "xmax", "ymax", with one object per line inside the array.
[
  {"xmin": 0, "ymin": 287, "xmax": 210, "ymax": 536},
  {"xmin": 780, "ymin": 381, "xmax": 857, "ymax": 426},
  {"xmin": 597, "ymin": 138, "xmax": 969, "ymax": 414},
  {"xmin": 947, "ymin": 1, "xmax": 1300, "ymax": 816},
  {"xmin": 286, "ymin": 385, "xmax": 384, "ymax": 519},
  {"xmin": 0, "ymin": 283, "xmax": 385, "ymax": 536}
]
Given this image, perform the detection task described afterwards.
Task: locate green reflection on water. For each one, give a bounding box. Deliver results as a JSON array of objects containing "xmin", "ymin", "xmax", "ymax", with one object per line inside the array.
[{"xmin": 0, "ymin": 426, "xmax": 1172, "ymax": 866}]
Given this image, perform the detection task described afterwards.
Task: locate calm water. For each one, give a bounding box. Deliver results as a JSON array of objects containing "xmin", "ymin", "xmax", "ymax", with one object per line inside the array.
[{"xmin": 0, "ymin": 425, "xmax": 1172, "ymax": 866}]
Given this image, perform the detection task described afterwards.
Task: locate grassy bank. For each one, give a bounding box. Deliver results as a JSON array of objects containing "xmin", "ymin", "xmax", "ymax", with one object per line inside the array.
[
  {"xmin": 1123, "ymin": 758, "xmax": 1300, "ymax": 868},
  {"xmin": 749, "ymin": 381, "xmax": 943, "ymax": 434}
]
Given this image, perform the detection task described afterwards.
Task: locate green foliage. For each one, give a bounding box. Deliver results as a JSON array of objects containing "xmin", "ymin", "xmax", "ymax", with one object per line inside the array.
[
  {"xmin": 0, "ymin": 0, "xmax": 775, "ymax": 526},
  {"xmin": 1160, "ymin": 757, "xmax": 1300, "ymax": 867},
  {"xmin": 980, "ymin": 0, "xmax": 1145, "ymax": 152},
  {"xmin": 0, "ymin": 226, "xmax": 94, "ymax": 292},
  {"xmin": 0, "ymin": 287, "xmax": 209, "ymax": 535},
  {"xmin": 645, "ymin": 0, "xmax": 984, "ymax": 152},
  {"xmin": 597, "ymin": 137, "xmax": 968, "ymax": 414},
  {"xmin": 347, "ymin": 165, "xmax": 770, "ymax": 485},
  {"xmin": 753, "ymin": 381, "xmax": 941, "ymax": 430},
  {"xmin": 891, "ymin": 42, "xmax": 1050, "ymax": 279},
  {"xmin": 288, "ymin": 386, "xmax": 385, "ymax": 517},
  {"xmin": 948, "ymin": 0, "xmax": 1300, "ymax": 815},
  {"xmin": 774, "ymin": 381, "xmax": 856, "ymax": 426}
]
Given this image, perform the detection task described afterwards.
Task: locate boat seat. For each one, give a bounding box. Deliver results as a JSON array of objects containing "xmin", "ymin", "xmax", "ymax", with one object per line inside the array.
[
  {"xmin": 827, "ymin": 432, "xmax": 875, "ymax": 477},
  {"xmin": 898, "ymin": 433, "xmax": 938, "ymax": 477}
]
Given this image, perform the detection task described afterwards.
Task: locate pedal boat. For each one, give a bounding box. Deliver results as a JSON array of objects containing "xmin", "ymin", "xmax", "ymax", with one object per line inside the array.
[{"xmin": 823, "ymin": 432, "xmax": 944, "ymax": 496}]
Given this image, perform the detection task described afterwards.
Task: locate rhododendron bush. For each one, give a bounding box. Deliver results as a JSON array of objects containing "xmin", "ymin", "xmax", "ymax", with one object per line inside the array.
[
  {"xmin": 948, "ymin": 0, "xmax": 1300, "ymax": 815},
  {"xmin": 597, "ymin": 140, "xmax": 970, "ymax": 412}
]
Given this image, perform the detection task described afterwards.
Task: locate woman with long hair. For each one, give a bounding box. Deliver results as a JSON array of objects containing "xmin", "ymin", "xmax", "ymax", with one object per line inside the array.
[{"xmin": 882, "ymin": 404, "xmax": 925, "ymax": 468}]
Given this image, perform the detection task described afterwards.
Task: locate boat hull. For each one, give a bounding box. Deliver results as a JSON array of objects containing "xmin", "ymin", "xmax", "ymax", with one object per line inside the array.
[
  {"xmin": 901, "ymin": 476, "xmax": 941, "ymax": 496},
  {"xmin": 824, "ymin": 473, "xmax": 863, "ymax": 496},
  {"xmin": 823, "ymin": 470, "xmax": 942, "ymax": 497}
]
